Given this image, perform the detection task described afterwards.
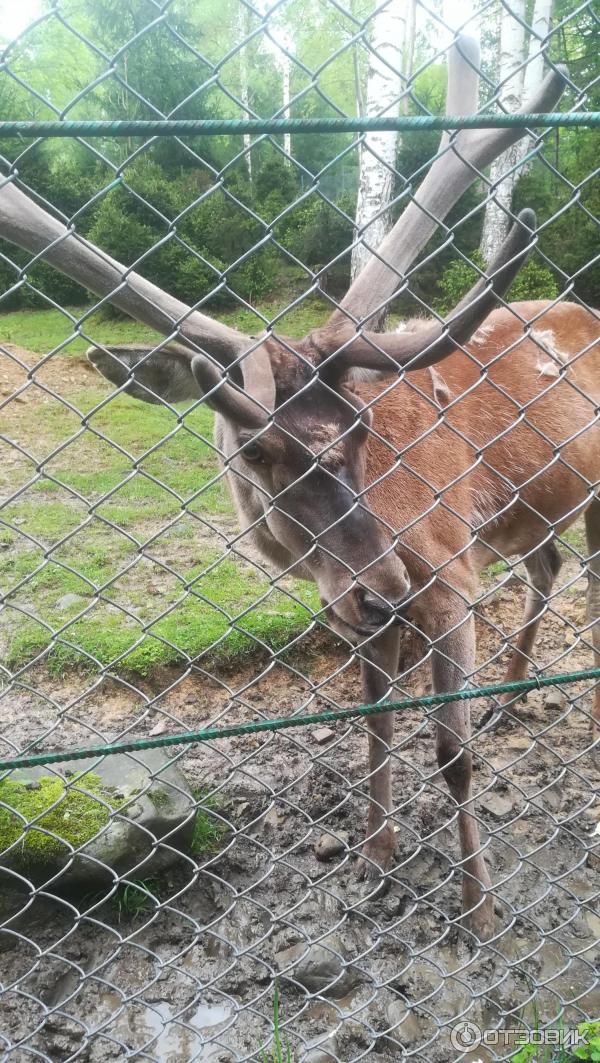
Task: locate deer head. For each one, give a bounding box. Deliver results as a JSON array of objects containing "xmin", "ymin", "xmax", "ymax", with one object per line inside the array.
[{"xmin": 0, "ymin": 38, "xmax": 566, "ymax": 639}]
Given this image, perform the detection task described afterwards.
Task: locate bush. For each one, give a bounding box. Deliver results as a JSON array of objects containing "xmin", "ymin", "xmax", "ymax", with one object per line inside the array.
[
  {"xmin": 436, "ymin": 250, "xmax": 558, "ymax": 316},
  {"xmin": 171, "ymin": 248, "xmax": 225, "ymax": 306},
  {"xmin": 21, "ymin": 261, "xmax": 89, "ymax": 309},
  {"xmin": 87, "ymin": 193, "xmax": 160, "ymax": 269},
  {"xmin": 282, "ymin": 193, "xmax": 353, "ymax": 278}
]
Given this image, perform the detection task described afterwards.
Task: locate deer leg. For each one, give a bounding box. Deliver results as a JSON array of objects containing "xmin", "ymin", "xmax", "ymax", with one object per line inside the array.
[
  {"xmin": 502, "ymin": 542, "xmax": 561, "ymax": 693},
  {"xmin": 357, "ymin": 627, "xmax": 401, "ymax": 881},
  {"xmin": 585, "ymin": 500, "xmax": 600, "ymax": 742},
  {"xmin": 430, "ymin": 607, "xmax": 495, "ymax": 941},
  {"xmin": 480, "ymin": 542, "xmax": 561, "ymax": 726}
]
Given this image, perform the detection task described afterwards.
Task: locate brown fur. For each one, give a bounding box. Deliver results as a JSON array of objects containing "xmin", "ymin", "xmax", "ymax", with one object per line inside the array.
[{"xmin": 361, "ymin": 302, "xmax": 600, "ymax": 599}]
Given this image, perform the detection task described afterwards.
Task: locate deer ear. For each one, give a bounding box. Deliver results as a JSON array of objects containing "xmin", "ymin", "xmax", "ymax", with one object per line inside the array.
[
  {"xmin": 428, "ymin": 366, "xmax": 451, "ymax": 408},
  {"xmin": 87, "ymin": 343, "xmax": 202, "ymax": 405}
]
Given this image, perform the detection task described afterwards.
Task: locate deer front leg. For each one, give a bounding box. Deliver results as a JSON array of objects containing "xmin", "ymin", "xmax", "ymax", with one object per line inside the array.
[
  {"xmin": 358, "ymin": 627, "xmax": 401, "ymax": 881},
  {"xmin": 430, "ymin": 608, "xmax": 495, "ymax": 941}
]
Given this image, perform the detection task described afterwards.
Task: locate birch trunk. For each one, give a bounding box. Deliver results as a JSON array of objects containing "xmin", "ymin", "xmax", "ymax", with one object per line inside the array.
[
  {"xmin": 518, "ymin": 0, "xmax": 553, "ymax": 170},
  {"xmin": 479, "ymin": 0, "xmax": 526, "ymax": 265},
  {"xmin": 282, "ymin": 53, "xmax": 291, "ymax": 161},
  {"xmin": 402, "ymin": 0, "xmax": 416, "ymax": 114},
  {"xmin": 238, "ymin": 7, "xmax": 252, "ymax": 181},
  {"xmin": 351, "ymin": 0, "xmax": 406, "ymax": 328}
]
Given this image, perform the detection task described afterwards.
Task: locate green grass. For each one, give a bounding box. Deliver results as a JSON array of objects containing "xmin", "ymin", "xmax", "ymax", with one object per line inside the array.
[
  {"xmin": 0, "ymin": 292, "xmax": 329, "ymax": 357},
  {"xmin": 111, "ymin": 878, "xmax": 160, "ymax": 922},
  {"xmin": 0, "ymin": 772, "xmax": 124, "ymax": 870},
  {"xmin": 483, "ymin": 559, "xmax": 510, "ymax": 578},
  {"xmin": 558, "ymin": 525, "xmax": 586, "ymax": 555},
  {"xmin": 261, "ymin": 981, "xmax": 293, "ymax": 1063},
  {"xmin": 191, "ymin": 790, "xmax": 229, "ymax": 856},
  {"xmin": 1, "ymin": 338, "xmax": 324, "ymax": 677},
  {"xmin": 2, "ymin": 545, "xmax": 320, "ymax": 676}
]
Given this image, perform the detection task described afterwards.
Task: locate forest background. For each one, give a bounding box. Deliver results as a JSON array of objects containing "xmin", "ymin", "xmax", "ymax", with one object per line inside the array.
[{"xmin": 0, "ymin": 0, "xmax": 597, "ymax": 331}]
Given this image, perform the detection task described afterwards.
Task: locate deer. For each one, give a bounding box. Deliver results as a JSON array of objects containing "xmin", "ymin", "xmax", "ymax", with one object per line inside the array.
[{"xmin": 1, "ymin": 37, "xmax": 598, "ymax": 942}]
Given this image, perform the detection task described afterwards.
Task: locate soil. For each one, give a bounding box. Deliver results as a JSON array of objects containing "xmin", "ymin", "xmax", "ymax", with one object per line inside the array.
[{"xmin": 1, "ymin": 354, "xmax": 599, "ymax": 1062}]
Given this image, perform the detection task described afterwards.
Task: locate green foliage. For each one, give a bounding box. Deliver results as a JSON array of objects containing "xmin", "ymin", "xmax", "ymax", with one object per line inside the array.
[
  {"xmin": 0, "ymin": 773, "xmax": 124, "ymax": 868},
  {"xmin": 112, "ymin": 878, "xmax": 160, "ymax": 922},
  {"xmin": 0, "ymin": 0, "xmax": 595, "ymax": 319},
  {"xmin": 511, "ymin": 1045, "xmax": 539, "ymax": 1063},
  {"xmin": 572, "ymin": 1022, "xmax": 600, "ymax": 1061},
  {"xmin": 282, "ymin": 192, "xmax": 354, "ymax": 289},
  {"xmin": 436, "ymin": 251, "xmax": 559, "ymax": 317},
  {"xmin": 261, "ymin": 981, "xmax": 293, "ymax": 1063},
  {"xmin": 191, "ymin": 792, "xmax": 228, "ymax": 856},
  {"xmin": 509, "ymin": 1020, "xmax": 600, "ymax": 1062}
]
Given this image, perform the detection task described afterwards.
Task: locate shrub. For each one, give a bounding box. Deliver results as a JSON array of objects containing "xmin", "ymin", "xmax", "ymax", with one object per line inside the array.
[
  {"xmin": 87, "ymin": 192, "xmax": 160, "ymax": 268},
  {"xmin": 436, "ymin": 250, "xmax": 559, "ymax": 316},
  {"xmin": 281, "ymin": 193, "xmax": 353, "ymax": 293}
]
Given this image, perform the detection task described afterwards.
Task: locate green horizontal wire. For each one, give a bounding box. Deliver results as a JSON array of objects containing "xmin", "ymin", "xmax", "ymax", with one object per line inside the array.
[
  {"xmin": 0, "ymin": 113, "xmax": 597, "ymax": 139},
  {"xmin": 1, "ymin": 665, "xmax": 598, "ymax": 773}
]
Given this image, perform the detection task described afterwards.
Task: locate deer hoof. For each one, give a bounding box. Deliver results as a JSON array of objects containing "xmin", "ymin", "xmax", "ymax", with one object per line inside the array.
[
  {"xmin": 479, "ymin": 704, "xmax": 516, "ymax": 732},
  {"xmin": 462, "ymin": 896, "xmax": 496, "ymax": 943},
  {"xmin": 357, "ymin": 826, "xmax": 395, "ymax": 883}
]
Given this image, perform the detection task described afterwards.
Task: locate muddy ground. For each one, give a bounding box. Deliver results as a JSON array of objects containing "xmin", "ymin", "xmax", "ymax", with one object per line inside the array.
[{"xmin": 1, "ymin": 354, "xmax": 599, "ymax": 1062}]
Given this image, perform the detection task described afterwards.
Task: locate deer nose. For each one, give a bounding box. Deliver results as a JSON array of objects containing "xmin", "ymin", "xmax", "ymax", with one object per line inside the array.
[{"xmin": 356, "ymin": 588, "xmax": 411, "ymax": 627}]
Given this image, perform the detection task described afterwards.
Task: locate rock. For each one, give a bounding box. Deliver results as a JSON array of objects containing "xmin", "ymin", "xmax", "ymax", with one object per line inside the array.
[
  {"xmin": 0, "ymin": 749, "xmax": 196, "ymax": 891},
  {"xmin": 56, "ymin": 593, "xmax": 85, "ymax": 612},
  {"xmin": 302, "ymin": 1033, "xmax": 339, "ymax": 1062},
  {"xmin": 314, "ymin": 830, "xmax": 349, "ymax": 862},
  {"xmin": 385, "ymin": 1002, "xmax": 428, "ymax": 1050},
  {"xmin": 479, "ymin": 790, "xmax": 516, "ymax": 820},
  {"xmin": 313, "ymin": 727, "xmax": 335, "ymax": 745},
  {"xmin": 277, "ymin": 937, "xmax": 361, "ymax": 998},
  {"xmin": 544, "ymin": 687, "xmax": 567, "ymax": 710}
]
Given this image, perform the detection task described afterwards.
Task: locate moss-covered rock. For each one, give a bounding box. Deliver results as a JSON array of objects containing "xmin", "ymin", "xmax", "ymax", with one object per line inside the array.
[
  {"xmin": 0, "ymin": 773, "xmax": 123, "ymax": 869},
  {"xmin": 0, "ymin": 749, "xmax": 196, "ymax": 891}
]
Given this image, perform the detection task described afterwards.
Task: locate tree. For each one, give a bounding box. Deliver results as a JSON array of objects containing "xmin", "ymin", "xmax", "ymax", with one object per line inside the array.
[
  {"xmin": 479, "ymin": 0, "xmax": 526, "ymax": 264},
  {"xmin": 351, "ymin": 0, "xmax": 407, "ymax": 328},
  {"xmin": 238, "ymin": 6, "xmax": 253, "ymax": 181}
]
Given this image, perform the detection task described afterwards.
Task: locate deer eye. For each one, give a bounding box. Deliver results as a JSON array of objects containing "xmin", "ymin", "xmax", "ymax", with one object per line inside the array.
[{"xmin": 241, "ymin": 441, "xmax": 264, "ymax": 463}]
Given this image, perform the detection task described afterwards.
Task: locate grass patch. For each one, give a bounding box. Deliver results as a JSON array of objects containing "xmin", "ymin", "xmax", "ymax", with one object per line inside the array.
[
  {"xmin": 0, "ymin": 773, "xmax": 124, "ymax": 871},
  {"xmin": 191, "ymin": 791, "xmax": 229, "ymax": 856},
  {"xmin": 0, "ymin": 303, "xmax": 328, "ymax": 679},
  {"xmin": 4, "ymin": 575, "xmax": 320, "ymax": 676},
  {"xmin": 261, "ymin": 981, "xmax": 293, "ymax": 1063},
  {"xmin": 1, "ymin": 307, "xmax": 164, "ymax": 358},
  {"xmin": 2, "ymin": 541, "xmax": 321, "ymax": 676},
  {"xmin": 558, "ymin": 525, "xmax": 586, "ymax": 555},
  {"xmin": 483, "ymin": 559, "xmax": 509, "ymax": 578},
  {"xmin": 0, "ymin": 293, "xmax": 329, "ymax": 357},
  {"xmin": 112, "ymin": 878, "xmax": 160, "ymax": 923}
]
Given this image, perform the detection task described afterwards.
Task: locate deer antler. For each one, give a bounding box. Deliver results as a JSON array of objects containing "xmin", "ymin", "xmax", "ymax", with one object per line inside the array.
[
  {"xmin": 334, "ymin": 36, "xmax": 567, "ymax": 327},
  {"xmin": 315, "ymin": 206, "xmax": 536, "ymax": 375},
  {"xmin": 0, "ymin": 177, "xmax": 251, "ymax": 368},
  {"xmin": 0, "ymin": 176, "xmax": 276, "ymax": 407}
]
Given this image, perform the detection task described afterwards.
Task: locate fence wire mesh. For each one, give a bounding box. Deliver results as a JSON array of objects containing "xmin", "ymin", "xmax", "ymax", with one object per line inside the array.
[{"xmin": 0, "ymin": 0, "xmax": 599, "ymax": 1060}]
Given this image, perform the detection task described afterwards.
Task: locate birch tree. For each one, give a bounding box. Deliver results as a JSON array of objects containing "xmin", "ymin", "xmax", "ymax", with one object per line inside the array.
[
  {"xmin": 522, "ymin": 0, "xmax": 553, "ymax": 103},
  {"xmin": 479, "ymin": 0, "xmax": 526, "ymax": 263},
  {"xmin": 282, "ymin": 49, "xmax": 292, "ymax": 161},
  {"xmin": 480, "ymin": 0, "xmax": 553, "ymax": 263},
  {"xmin": 351, "ymin": 0, "xmax": 407, "ymax": 327},
  {"xmin": 238, "ymin": 6, "xmax": 253, "ymax": 182}
]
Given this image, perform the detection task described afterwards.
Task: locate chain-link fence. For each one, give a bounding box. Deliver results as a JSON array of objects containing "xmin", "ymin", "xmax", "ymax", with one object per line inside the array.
[{"xmin": 0, "ymin": 1, "xmax": 599, "ymax": 1060}]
